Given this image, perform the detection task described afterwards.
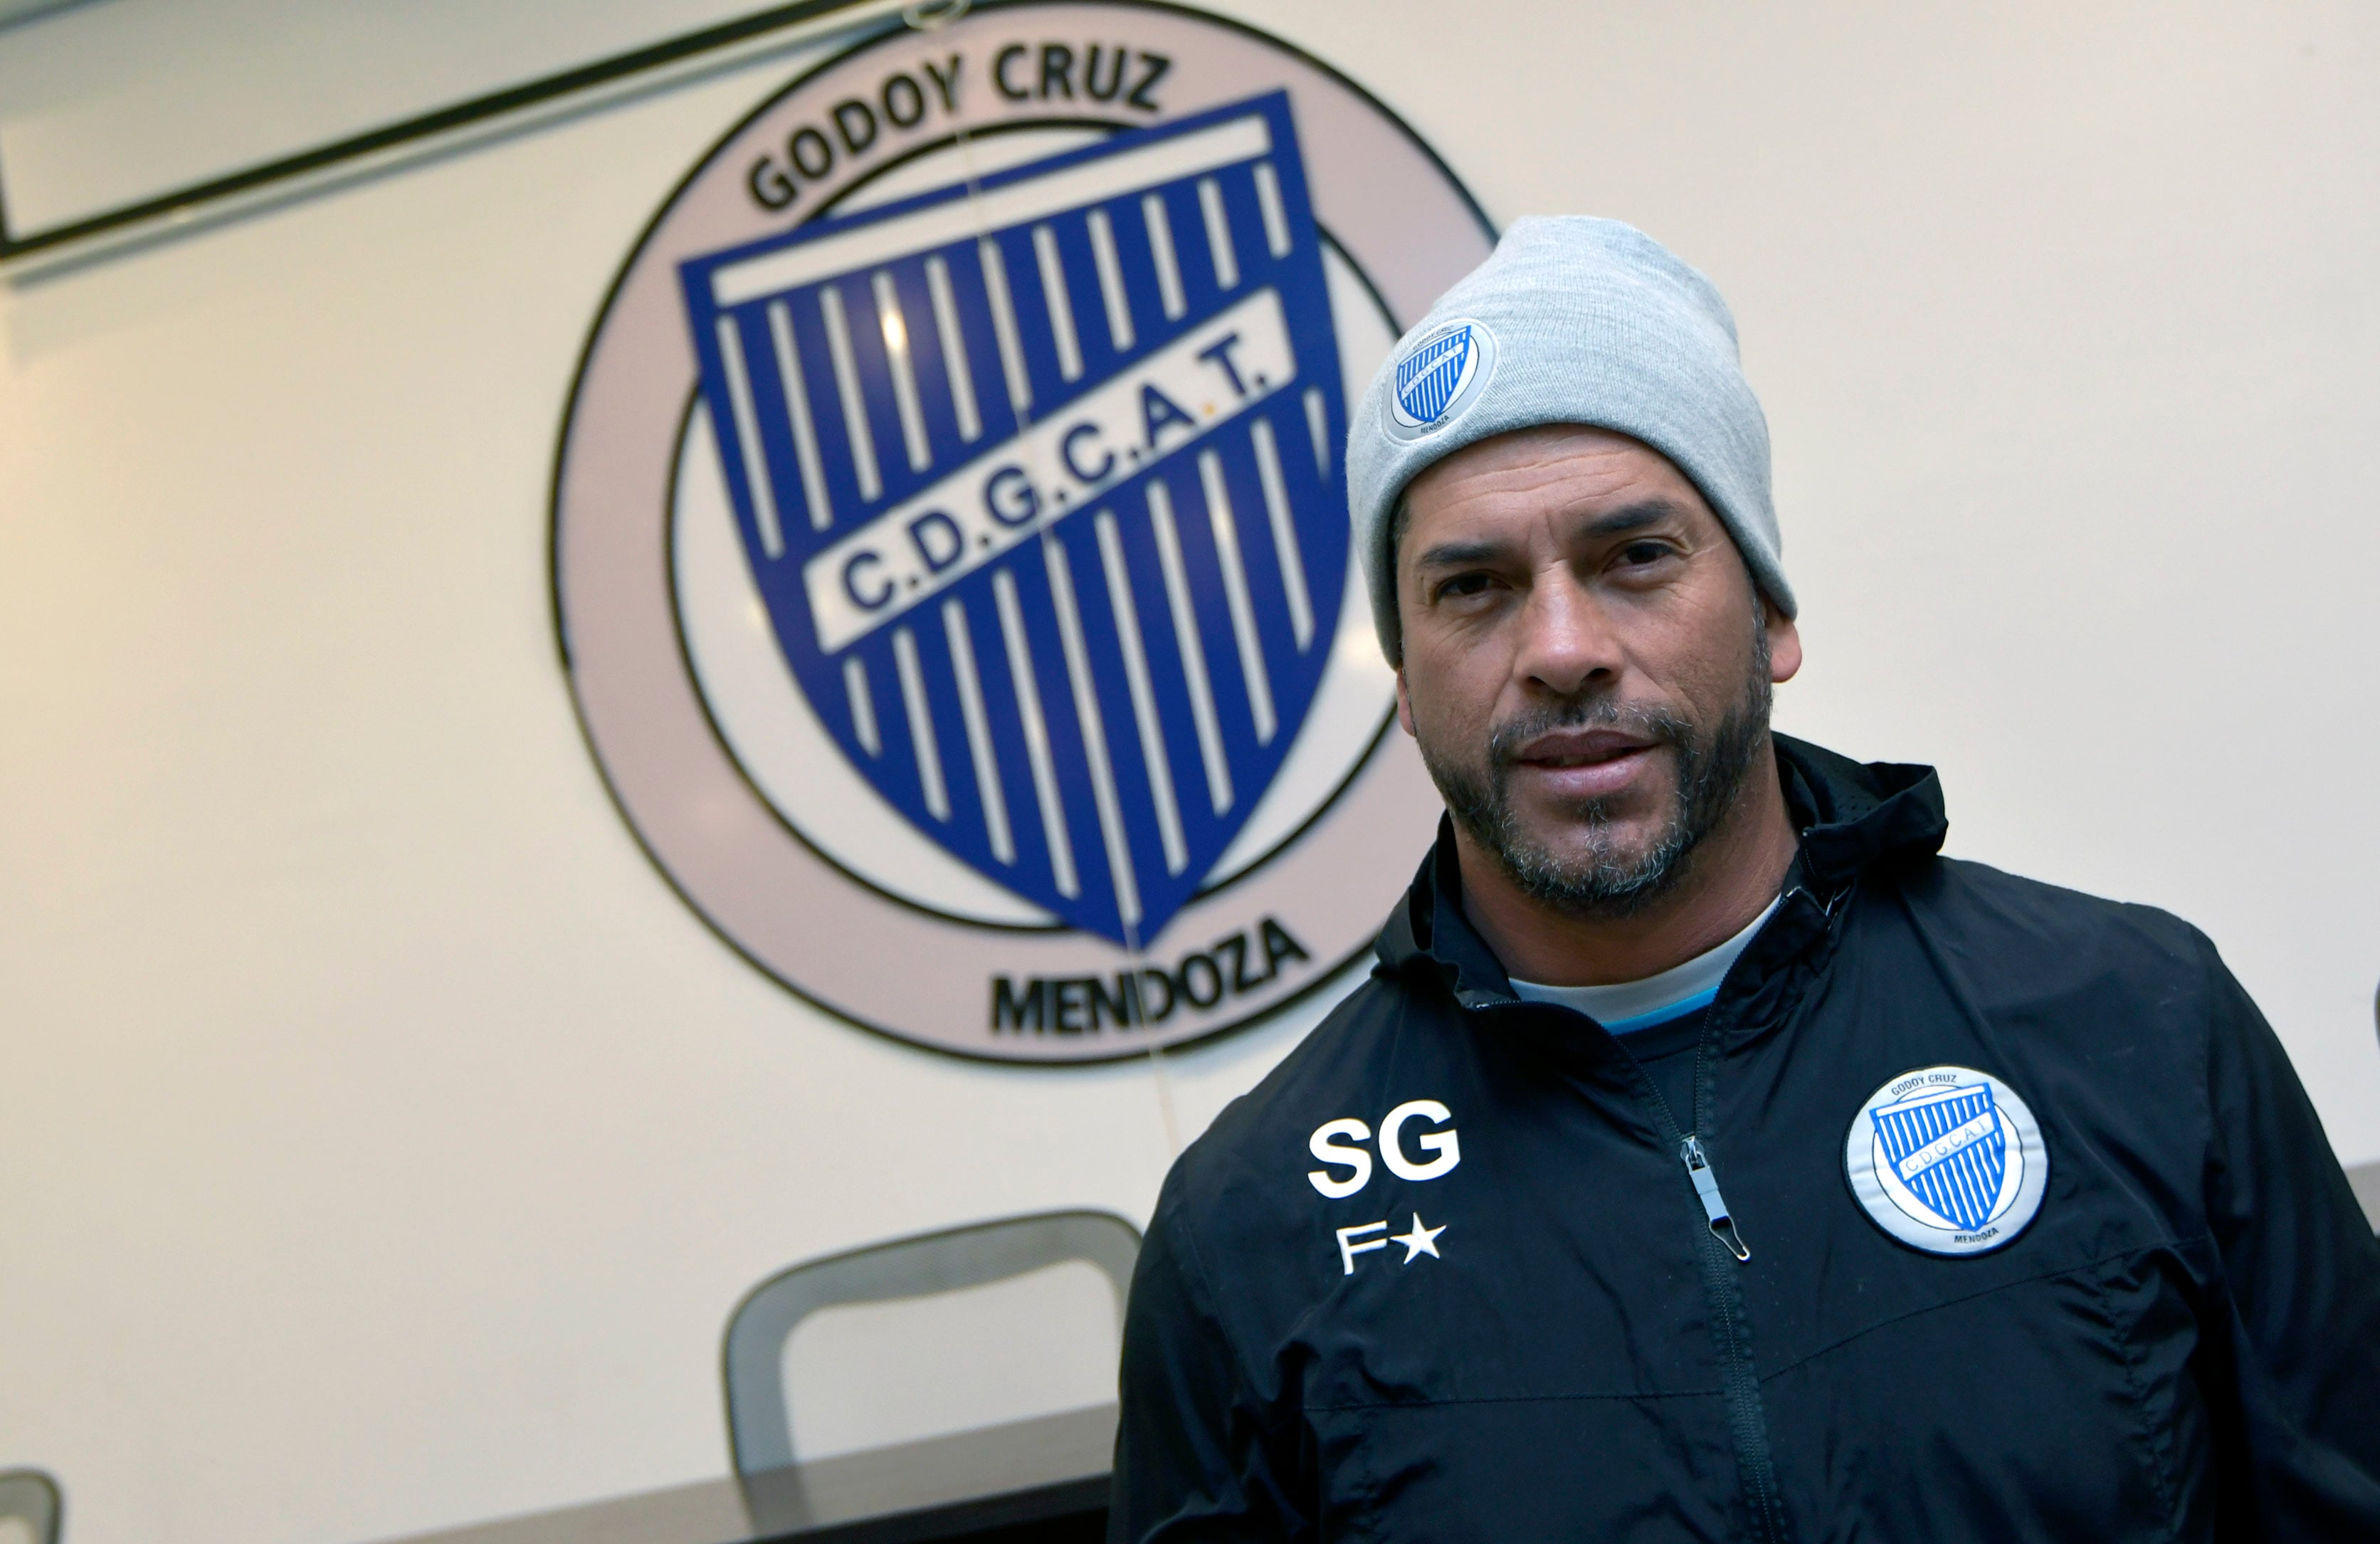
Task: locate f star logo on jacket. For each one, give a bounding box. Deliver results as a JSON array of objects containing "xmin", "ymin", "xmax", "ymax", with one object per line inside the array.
[{"xmin": 1335, "ymin": 1213, "xmax": 1447, "ymax": 1275}]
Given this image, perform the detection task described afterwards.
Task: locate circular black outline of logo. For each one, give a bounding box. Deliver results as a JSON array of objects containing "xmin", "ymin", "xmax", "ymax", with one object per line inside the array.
[{"xmin": 549, "ymin": 0, "xmax": 1494, "ymax": 1062}]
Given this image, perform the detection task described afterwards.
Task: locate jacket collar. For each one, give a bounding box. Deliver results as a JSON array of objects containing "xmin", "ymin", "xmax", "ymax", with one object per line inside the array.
[{"xmin": 1374, "ymin": 734, "xmax": 1947, "ymax": 1002}]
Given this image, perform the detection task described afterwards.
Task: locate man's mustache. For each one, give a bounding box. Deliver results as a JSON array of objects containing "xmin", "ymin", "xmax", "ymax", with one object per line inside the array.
[{"xmin": 1486, "ymin": 698, "xmax": 1692, "ymax": 767}]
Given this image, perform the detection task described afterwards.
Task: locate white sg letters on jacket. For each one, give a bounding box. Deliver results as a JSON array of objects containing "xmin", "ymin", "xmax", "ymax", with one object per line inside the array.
[{"xmin": 1307, "ymin": 1101, "xmax": 1461, "ymax": 1197}]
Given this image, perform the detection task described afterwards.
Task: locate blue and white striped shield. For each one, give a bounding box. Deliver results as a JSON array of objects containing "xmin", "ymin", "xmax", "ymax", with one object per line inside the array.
[
  {"xmin": 1869, "ymin": 1082, "xmax": 2010, "ymax": 1233},
  {"xmin": 678, "ymin": 94, "xmax": 1347, "ymax": 948},
  {"xmin": 1395, "ymin": 325, "xmax": 1474, "ymax": 425}
]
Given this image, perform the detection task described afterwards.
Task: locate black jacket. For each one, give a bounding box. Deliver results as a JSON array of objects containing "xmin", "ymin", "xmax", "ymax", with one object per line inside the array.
[{"xmin": 1111, "ymin": 737, "xmax": 2380, "ymax": 1541}]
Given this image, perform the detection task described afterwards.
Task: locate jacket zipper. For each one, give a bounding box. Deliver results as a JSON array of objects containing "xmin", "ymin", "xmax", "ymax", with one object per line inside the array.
[
  {"xmin": 1680, "ymin": 1134, "xmax": 1752, "ymax": 1261},
  {"xmin": 1636, "ymin": 886, "xmax": 1831, "ymax": 1544},
  {"xmin": 1665, "ymin": 885, "xmax": 1841, "ymax": 1544},
  {"xmin": 1655, "ymin": 1091, "xmax": 1787, "ymax": 1544},
  {"xmin": 1488, "ymin": 994, "xmax": 1793, "ymax": 1543},
  {"xmin": 1673, "ymin": 1124, "xmax": 1787, "ymax": 1543},
  {"xmin": 1473, "ymin": 882, "xmax": 1837, "ymax": 1543}
]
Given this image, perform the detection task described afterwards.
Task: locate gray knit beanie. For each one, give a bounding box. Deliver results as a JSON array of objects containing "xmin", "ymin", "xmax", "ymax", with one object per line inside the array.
[{"xmin": 1347, "ymin": 216, "xmax": 1793, "ymax": 663}]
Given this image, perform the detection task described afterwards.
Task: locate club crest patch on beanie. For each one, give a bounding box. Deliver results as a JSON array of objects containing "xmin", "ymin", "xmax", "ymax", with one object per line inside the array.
[
  {"xmin": 1388, "ymin": 319, "xmax": 1498, "ymax": 438},
  {"xmin": 1347, "ymin": 216, "xmax": 1795, "ymax": 663}
]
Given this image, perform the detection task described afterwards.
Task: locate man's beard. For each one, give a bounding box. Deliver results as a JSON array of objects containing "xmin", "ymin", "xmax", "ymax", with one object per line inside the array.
[{"xmin": 1419, "ymin": 638, "xmax": 1773, "ymax": 920}]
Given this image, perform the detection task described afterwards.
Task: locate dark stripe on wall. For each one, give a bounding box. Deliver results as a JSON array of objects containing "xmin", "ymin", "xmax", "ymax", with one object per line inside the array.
[{"xmin": 0, "ymin": 0, "xmax": 890, "ymax": 260}]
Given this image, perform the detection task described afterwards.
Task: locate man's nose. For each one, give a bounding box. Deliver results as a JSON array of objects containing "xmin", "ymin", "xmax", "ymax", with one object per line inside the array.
[{"xmin": 1510, "ymin": 567, "xmax": 1623, "ymax": 697}]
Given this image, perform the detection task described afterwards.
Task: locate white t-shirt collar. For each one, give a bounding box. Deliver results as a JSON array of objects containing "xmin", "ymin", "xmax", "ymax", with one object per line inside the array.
[{"xmin": 1507, "ymin": 895, "xmax": 1782, "ymax": 1033}]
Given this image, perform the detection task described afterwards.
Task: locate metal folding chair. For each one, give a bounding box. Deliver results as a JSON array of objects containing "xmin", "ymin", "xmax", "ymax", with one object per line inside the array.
[
  {"xmin": 723, "ymin": 1209, "xmax": 1141, "ymax": 1480},
  {"xmin": 0, "ymin": 1470, "xmax": 60, "ymax": 1544},
  {"xmin": 2349, "ymin": 1160, "xmax": 2380, "ymax": 1235}
]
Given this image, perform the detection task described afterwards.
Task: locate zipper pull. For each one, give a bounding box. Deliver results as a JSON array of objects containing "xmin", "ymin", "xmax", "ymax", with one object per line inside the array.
[{"xmin": 1680, "ymin": 1135, "xmax": 1752, "ymax": 1262}]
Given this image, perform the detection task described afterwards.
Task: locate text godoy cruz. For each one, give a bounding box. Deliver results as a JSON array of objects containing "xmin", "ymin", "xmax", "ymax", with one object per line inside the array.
[{"xmin": 747, "ymin": 41, "xmax": 1174, "ymax": 215}]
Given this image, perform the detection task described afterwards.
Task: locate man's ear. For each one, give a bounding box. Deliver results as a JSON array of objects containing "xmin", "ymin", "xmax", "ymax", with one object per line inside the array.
[
  {"xmin": 1395, "ymin": 668, "xmax": 1417, "ymax": 737},
  {"xmin": 1763, "ymin": 598, "xmax": 1804, "ymax": 686}
]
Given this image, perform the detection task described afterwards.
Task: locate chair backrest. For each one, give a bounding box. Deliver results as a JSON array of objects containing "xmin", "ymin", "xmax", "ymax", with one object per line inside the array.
[
  {"xmin": 0, "ymin": 1470, "xmax": 60, "ymax": 1544},
  {"xmin": 722, "ymin": 1209, "xmax": 1141, "ymax": 1477},
  {"xmin": 2349, "ymin": 1159, "xmax": 2380, "ymax": 1235}
]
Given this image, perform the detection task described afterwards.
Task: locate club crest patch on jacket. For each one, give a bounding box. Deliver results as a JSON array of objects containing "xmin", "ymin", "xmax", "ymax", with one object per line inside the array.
[{"xmin": 1845, "ymin": 1065, "xmax": 2048, "ymax": 1254}]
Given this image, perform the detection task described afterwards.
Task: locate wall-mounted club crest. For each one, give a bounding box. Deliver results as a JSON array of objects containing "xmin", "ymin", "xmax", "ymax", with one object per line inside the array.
[
  {"xmin": 554, "ymin": 1, "xmax": 1493, "ymax": 1061},
  {"xmin": 680, "ymin": 95, "xmax": 1344, "ymax": 947}
]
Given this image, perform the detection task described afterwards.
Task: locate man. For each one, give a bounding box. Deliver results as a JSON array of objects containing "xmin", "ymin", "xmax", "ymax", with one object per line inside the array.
[{"xmin": 1109, "ymin": 217, "xmax": 2380, "ymax": 1540}]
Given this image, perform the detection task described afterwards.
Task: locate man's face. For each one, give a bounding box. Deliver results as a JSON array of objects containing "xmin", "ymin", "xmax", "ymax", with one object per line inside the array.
[{"xmin": 1394, "ymin": 424, "xmax": 1802, "ymax": 917}]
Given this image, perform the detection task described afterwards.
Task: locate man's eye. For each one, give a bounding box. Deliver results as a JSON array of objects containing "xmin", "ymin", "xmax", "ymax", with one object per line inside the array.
[
  {"xmin": 1616, "ymin": 540, "xmax": 1674, "ymax": 568},
  {"xmin": 1434, "ymin": 572, "xmax": 1497, "ymax": 600}
]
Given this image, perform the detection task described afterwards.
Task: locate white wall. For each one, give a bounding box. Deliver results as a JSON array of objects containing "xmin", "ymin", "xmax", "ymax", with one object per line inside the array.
[{"xmin": 2, "ymin": 5, "xmax": 2375, "ymax": 1543}]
